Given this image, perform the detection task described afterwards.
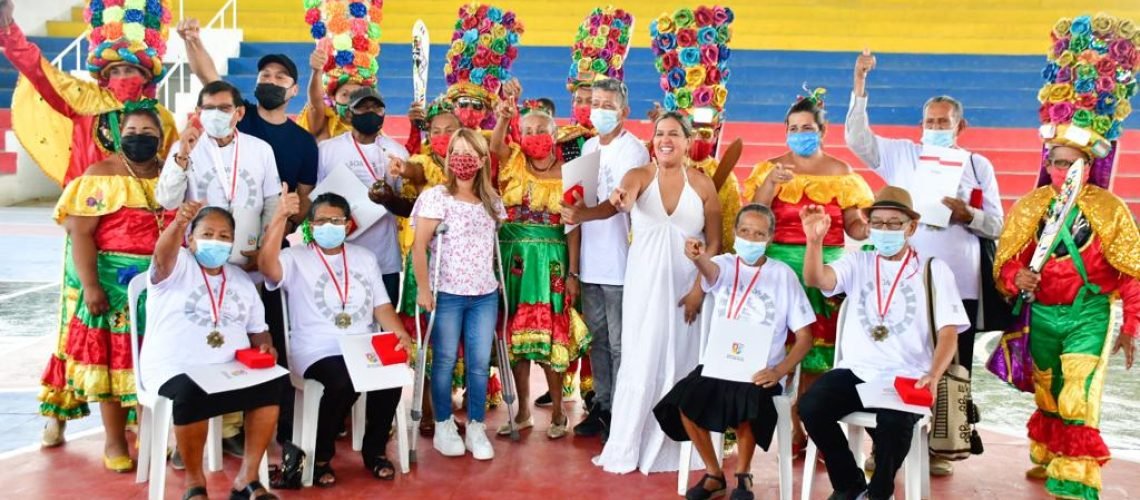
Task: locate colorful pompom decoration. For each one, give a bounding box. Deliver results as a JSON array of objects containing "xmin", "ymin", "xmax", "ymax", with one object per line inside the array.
[
  {"xmin": 85, "ymin": 0, "xmax": 171, "ymax": 84},
  {"xmin": 444, "ymin": 3, "xmax": 524, "ymax": 106},
  {"xmin": 567, "ymin": 7, "xmax": 634, "ymax": 91},
  {"xmin": 651, "ymin": 6, "xmax": 733, "ymax": 123},
  {"xmin": 304, "ymin": 0, "xmax": 384, "ymax": 97}
]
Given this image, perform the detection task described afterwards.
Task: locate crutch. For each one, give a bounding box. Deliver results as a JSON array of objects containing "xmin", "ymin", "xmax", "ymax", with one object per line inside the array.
[
  {"xmin": 493, "ymin": 235, "xmax": 521, "ymax": 441},
  {"xmin": 410, "ymin": 223, "xmax": 448, "ymax": 463}
]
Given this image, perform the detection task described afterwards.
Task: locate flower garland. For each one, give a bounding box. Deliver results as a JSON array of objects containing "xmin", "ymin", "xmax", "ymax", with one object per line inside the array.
[
  {"xmin": 651, "ymin": 6, "xmax": 733, "ymax": 121},
  {"xmin": 85, "ymin": 0, "xmax": 171, "ymax": 84},
  {"xmin": 797, "ymin": 85, "xmax": 827, "ymax": 109},
  {"xmin": 303, "ymin": 0, "xmax": 384, "ymax": 96},
  {"xmin": 567, "ymin": 7, "xmax": 633, "ymax": 91},
  {"xmin": 443, "ymin": 3, "xmax": 524, "ymax": 106}
]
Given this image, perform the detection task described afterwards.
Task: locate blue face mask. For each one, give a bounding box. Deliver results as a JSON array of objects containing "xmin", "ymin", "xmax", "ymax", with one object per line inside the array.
[
  {"xmin": 313, "ymin": 223, "xmax": 347, "ymax": 249},
  {"xmin": 921, "ymin": 128, "xmax": 956, "ymax": 148},
  {"xmin": 590, "ymin": 108, "xmax": 621, "ymax": 135},
  {"xmin": 869, "ymin": 229, "xmax": 907, "ymax": 258},
  {"xmin": 735, "ymin": 238, "xmax": 768, "ymax": 265},
  {"xmin": 194, "ymin": 239, "xmax": 232, "ymax": 269},
  {"xmin": 786, "ymin": 131, "xmax": 821, "ymax": 157}
]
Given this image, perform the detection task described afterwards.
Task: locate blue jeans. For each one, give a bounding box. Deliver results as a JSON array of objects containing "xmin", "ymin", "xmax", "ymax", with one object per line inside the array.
[{"xmin": 430, "ymin": 291, "xmax": 498, "ymax": 423}]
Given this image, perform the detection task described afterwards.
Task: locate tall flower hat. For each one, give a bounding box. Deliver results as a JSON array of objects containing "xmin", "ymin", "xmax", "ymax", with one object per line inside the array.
[
  {"xmin": 567, "ymin": 6, "xmax": 633, "ymax": 91},
  {"xmin": 304, "ymin": 0, "xmax": 384, "ymax": 99},
  {"xmin": 651, "ymin": 5, "xmax": 734, "ymax": 126},
  {"xmin": 443, "ymin": 3, "xmax": 524, "ymax": 107},
  {"xmin": 1037, "ymin": 13, "xmax": 1139, "ymax": 187},
  {"xmin": 85, "ymin": 0, "xmax": 172, "ymax": 85}
]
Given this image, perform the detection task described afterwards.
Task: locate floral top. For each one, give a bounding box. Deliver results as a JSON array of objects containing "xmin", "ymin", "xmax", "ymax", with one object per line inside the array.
[
  {"xmin": 411, "ymin": 185, "xmax": 506, "ymax": 296},
  {"xmin": 499, "ymin": 146, "xmax": 564, "ymax": 225}
]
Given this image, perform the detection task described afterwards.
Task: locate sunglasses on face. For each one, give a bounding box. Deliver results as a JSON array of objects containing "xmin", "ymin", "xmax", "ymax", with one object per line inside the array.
[{"xmin": 456, "ymin": 97, "xmax": 486, "ymax": 111}]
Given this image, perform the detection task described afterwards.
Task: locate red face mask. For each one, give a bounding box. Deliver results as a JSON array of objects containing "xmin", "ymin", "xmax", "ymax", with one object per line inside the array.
[
  {"xmin": 455, "ymin": 108, "xmax": 485, "ymax": 129},
  {"xmin": 430, "ymin": 134, "xmax": 451, "ymax": 159},
  {"xmin": 521, "ymin": 134, "xmax": 555, "ymax": 160},
  {"xmin": 107, "ymin": 74, "xmax": 147, "ymax": 102},
  {"xmin": 572, "ymin": 105, "xmax": 593, "ymax": 128},
  {"xmin": 690, "ymin": 139, "xmax": 716, "ymax": 162},
  {"xmin": 448, "ymin": 154, "xmax": 481, "ymax": 181}
]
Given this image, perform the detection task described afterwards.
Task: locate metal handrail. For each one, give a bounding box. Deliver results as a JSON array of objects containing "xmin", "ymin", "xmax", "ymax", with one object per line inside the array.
[
  {"xmin": 157, "ymin": 0, "xmax": 240, "ymax": 110},
  {"xmin": 48, "ymin": 29, "xmax": 89, "ymax": 72},
  {"xmin": 204, "ymin": 0, "xmax": 238, "ymax": 30}
]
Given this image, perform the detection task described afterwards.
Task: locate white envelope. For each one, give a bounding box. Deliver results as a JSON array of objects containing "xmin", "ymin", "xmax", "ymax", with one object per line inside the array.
[
  {"xmin": 855, "ymin": 379, "xmax": 933, "ymax": 417},
  {"xmin": 561, "ymin": 151, "xmax": 601, "ymax": 234},
  {"xmin": 912, "ymin": 146, "xmax": 967, "ymax": 228},
  {"xmin": 700, "ymin": 316, "xmax": 774, "ymax": 384},
  {"xmin": 186, "ymin": 360, "xmax": 288, "ymax": 395},
  {"xmin": 337, "ymin": 332, "xmax": 413, "ymax": 392},
  {"xmin": 311, "ymin": 165, "xmax": 389, "ymax": 240}
]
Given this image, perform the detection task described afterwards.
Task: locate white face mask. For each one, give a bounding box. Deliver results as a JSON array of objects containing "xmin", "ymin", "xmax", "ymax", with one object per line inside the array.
[{"xmin": 200, "ymin": 109, "xmax": 235, "ymax": 139}]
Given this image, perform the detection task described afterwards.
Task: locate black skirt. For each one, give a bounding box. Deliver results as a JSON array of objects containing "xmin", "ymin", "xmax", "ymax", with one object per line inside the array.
[
  {"xmin": 653, "ymin": 365, "xmax": 782, "ymax": 451},
  {"xmin": 159, "ymin": 373, "xmax": 288, "ymax": 426}
]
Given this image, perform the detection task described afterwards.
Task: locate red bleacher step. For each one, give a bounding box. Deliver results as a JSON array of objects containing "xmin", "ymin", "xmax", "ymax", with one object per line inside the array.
[
  {"xmin": 0, "ymin": 151, "xmax": 16, "ymax": 175},
  {"xmin": 0, "ymin": 109, "xmax": 11, "ymax": 130}
]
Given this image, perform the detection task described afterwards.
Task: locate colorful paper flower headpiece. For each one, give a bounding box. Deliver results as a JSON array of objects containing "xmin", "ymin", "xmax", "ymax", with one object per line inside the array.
[
  {"xmin": 85, "ymin": 0, "xmax": 172, "ymax": 84},
  {"xmin": 425, "ymin": 96, "xmax": 457, "ymax": 123},
  {"xmin": 650, "ymin": 5, "xmax": 734, "ymax": 125},
  {"xmin": 304, "ymin": 0, "xmax": 385, "ymax": 97},
  {"xmin": 443, "ymin": 3, "xmax": 524, "ymax": 106},
  {"xmin": 796, "ymin": 85, "xmax": 827, "ymax": 109},
  {"xmin": 1037, "ymin": 12, "xmax": 1139, "ymax": 158},
  {"xmin": 567, "ymin": 6, "xmax": 634, "ymax": 91}
]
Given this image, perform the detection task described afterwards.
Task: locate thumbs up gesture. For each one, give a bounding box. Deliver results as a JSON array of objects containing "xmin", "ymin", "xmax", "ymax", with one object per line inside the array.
[
  {"xmin": 276, "ymin": 182, "xmax": 300, "ymax": 221},
  {"xmin": 854, "ymin": 48, "xmax": 876, "ymax": 97}
]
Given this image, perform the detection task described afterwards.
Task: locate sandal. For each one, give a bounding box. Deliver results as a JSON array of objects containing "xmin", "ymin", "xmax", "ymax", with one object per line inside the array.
[
  {"xmin": 229, "ymin": 480, "xmax": 278, "ymax": 500},
  {"xmin": 730, "ymin": 473, "xmax": 754, "ymax": 500},
  {"xmin": 685, "ymin": 473, "xmax": 726, "ymax": 500},
  {"xmin": 313, "ymin": 462, "xmax": 337, "ymax": 488},
  {"xmin": 369, "ymin": 455, "xmax": 396, "ymax": 481},
  {"xmin": 182, "ymin": 486, "xmax": 209, "ymax": 500}
]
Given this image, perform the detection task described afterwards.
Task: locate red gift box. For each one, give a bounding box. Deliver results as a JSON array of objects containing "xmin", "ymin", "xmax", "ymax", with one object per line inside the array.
[
  {"xmin": 894, "ymin": 377, "xmax": 933, "ymax": 407},
  {"xmin": 371, "ymin": 333, "xmax": 408, "ymax": 365},
  {"xmin": 563, "ymin": 184, "xmax": 584, "ymax": 206},
  {"xmin": 235, "ymin": 348, "xmax": 275, "ymax": 369},
  {"xmin": 969, "ymin": 188, "xmax": 984, "ymax": 209}
]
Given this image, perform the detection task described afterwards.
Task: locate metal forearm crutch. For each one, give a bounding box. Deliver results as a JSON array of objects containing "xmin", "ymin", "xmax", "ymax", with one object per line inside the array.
[
  {"xmin": 493, "ymin": 235, "xmax": 521, "ymax": 441},
  {"xmin": 410, "ymin": 223, "xmax": 448, "ymax": 463}
]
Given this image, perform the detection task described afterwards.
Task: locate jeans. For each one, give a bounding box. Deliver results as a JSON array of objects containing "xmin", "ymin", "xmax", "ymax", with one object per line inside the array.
[
  {"xmin": 430, "ymin": 291, "xmax": 498, "ymax": 423},
  {"xmin": 303, "ymin": 356, "xmax": 402, "ymax": 463},
  {"xmin": 581, "ymin": 283, "xmax": 623, "ymax": 411}
]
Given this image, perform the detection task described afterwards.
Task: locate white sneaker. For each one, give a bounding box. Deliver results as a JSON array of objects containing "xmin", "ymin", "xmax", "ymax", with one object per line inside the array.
[
  {"xmin": 433, "ymin": 417, "xmax": 465, "ymax": 457},
  {"xmin": 465, "ymin": 421, "xmax": 495, "ymax": 460}
]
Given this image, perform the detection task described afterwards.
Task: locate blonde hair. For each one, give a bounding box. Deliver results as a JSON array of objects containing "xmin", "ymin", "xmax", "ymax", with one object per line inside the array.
[{"xmin": 445, "ymin": 128, "xmax": 501, "ymax": 222}]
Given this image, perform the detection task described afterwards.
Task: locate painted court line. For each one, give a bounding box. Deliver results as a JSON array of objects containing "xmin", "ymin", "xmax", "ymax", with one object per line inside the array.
[
  {"xmin": 0, "ymin": 427, "xmax": 103, "ymax": 462},
  {"xmin": 0, "ymin": 282, "xmax": 58, "ymax": 303}
]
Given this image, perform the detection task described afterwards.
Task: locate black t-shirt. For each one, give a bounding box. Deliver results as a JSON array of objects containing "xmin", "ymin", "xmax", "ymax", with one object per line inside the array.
[{"xmin": 237, "ymin": 101, "xmax": 318, "ymax": 189}]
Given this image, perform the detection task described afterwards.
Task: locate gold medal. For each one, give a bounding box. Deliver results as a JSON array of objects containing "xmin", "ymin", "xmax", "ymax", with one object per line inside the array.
[
  {"xmin": 871, "ymin": 324, "xmax": 889, "ymax": 342},
  {"xmin": 335, "ymin": 312, "xmax": 353, "ymax": 329},
  {"xmin": 207, "ymin": 330, "xmax": 225, "ymax": 348}
]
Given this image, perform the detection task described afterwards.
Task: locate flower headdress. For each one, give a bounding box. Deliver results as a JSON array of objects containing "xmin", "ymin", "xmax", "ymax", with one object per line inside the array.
[
  {"xmin": 304, "ymin": 0, "xmax": 384, "ymax": 98},
  {"xmin": 651, "ymin": 6, "xmax": 733, "ymax": 126},
  {"xmin": 443, "ymin": 3, "xmax": 524, "ymax": 107},
  {"xmin": 425, "ymin": 96, "xmax": 457, "ymax": 123},
  {"xmin": 1036, "ymin": 13, "xmax": 1139, "ymax": 187},
  {"xmin": 85, "ymin": 0, "xmax": 172, "ymax": 85},
  {"xmin": 567, "ymin": 7, "xmax": 633, "ymax": 91},
  {"xmin": 796, "ymin": 85, "xmax": 827, "ymax": 109}
]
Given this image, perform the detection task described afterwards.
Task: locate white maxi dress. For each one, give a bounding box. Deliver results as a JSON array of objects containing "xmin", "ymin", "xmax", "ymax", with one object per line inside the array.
[{"xmin": 594, "ymin": 167, "xmax": 705, "ymax": 474}]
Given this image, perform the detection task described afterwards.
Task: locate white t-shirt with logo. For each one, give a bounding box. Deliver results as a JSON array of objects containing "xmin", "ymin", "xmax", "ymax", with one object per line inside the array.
[
  {"xmin": 823, "ymin": 250, "xmax": 970, "ymax": 382},
  {"xmin": 317, "ymin": 133, "xmax": 409, "ymax": 275},
  {"xmin": 141, "ymin": 248, "xmax": 268, "ymax": 391},
  {"xmin": 702, "ymin": 254, "xmax": 816, "ymax": 371},
  {"xmin": 266, "ymin": 242, "xmax": 390, "ymax": 375},
  {"xmin": 579, "ymin": 130, "xmax": 650, "ymax": 286}
]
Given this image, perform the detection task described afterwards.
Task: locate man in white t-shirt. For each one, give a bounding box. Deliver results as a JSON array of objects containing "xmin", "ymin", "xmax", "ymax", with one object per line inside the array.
[
  {"xmin": 317, "ymin": 87, "xmax": 408, "ymax": 301},
  {"xmin": 798, "ymin": 186, "xmax": 969, "ymax": 500},
  {"xmin": 157, "ymin": 80, "xmax": 283, "ymax": 273},
  {"xmin": 561, "ymin": 78, "xmax": 649, "ymax": 439}
]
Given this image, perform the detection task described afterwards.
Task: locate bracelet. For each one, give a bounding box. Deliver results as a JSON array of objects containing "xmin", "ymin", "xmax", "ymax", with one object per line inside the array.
[{"xmin": 568, "ymin": 271, "xmax": 579, "ymax": 279}]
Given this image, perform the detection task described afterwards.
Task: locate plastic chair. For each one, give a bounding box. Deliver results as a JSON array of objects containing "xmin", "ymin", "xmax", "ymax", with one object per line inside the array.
[
  {"xmin": 800, "ymin": 301, "xmax": 932, "ymax": 500},
  {"xmin": 676, "ymin": 296, "xmax": 801, "ymax": 500},
  {"xmin": 280, "ymin": 291, "xmax": 409, "ymax": 487}
]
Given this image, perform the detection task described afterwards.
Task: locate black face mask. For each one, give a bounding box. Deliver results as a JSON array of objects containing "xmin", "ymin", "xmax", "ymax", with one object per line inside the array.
[
  {"xmin": 254, "ymin": 83, "xmax": 289, "ymax": 110},
  {"xmin": 120, "ymin": 134, "xmax": 160, "ymax": 163},
  {"xmin": 351, "ymin": 112, "xmax": 384, "ymax": 136}
]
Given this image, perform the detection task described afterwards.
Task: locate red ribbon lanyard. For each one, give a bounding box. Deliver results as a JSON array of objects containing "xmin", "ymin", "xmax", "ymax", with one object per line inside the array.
[
  {"xmin": 314, "ymin": 244, "xmax": 350, "ymax": 310},
  {"xmin": 875, "ymin": 249, "xmax": 914, "ymax": 324},
  {"xmin": 351, "ymin": 136, "xmax": 380, "ymax": 181},
  {"xmin": 198, "ymin": 265, "xmax": 228, "ymax": 328},
  {"xmin": 726, "ymin": 257, "xmax": 762, "ymax": 320}
]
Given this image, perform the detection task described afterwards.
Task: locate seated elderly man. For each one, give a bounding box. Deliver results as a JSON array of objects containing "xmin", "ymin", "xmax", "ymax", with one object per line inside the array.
[
  {"xmin": 798, "ymin": 187, "xmax": 970, "ymax": 500},
  {"xmin": 144, "ymin": 202, "xmax": 285, "ymax": 500}
]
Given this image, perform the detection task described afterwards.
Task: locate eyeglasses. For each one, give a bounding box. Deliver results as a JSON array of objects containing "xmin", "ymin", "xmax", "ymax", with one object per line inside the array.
[
  {"xmin": 869, "ymin": 219, "xmax": 911, "ymax": 230},
  {"xmin": 456, "ymin": 97, "xmax": 485, "ymax": 111},
  {"xmin": 201, "ymin": 104, "xmax": 236, "ymax": 113},
  {"xmin": 1045, "ymin": 158, "xmax": 1080, "ymax": 169},
  {"xmin": 313, "ymin": 217, "xmax": 348, "ymax": 226}
]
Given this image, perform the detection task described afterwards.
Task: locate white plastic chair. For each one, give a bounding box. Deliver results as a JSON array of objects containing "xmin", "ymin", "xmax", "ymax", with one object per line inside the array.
[
  {"xmin": 800, "ymin": 301, "xmax": 931, "ymax": 500},
  {"xmin": 129, "ymin": 274, "xmax": 267, "ymax": 499},
  {"xmin": 280, "ymin": 292, "xmax": 409, "ymax": 487},
  {"xmin": 676, "ymin": 296, "xmax": 801, "ymax": 500}
]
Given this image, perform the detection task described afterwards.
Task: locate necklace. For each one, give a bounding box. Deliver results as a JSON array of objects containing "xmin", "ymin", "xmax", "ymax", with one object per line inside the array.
[
  {"xmin": 198, "ymin": 265, "xmax": 228, "ymax": 348},
  {"xmin": 314, "ymin": 244, "xmax": 353, "ymax": 328},
  {"xmin": 120, "ymin": 154, "xmax": 165, "ymax": 233},
  {"xmin": 528, "ymin": 156, "xmax": 556, "ymax": 173},
  {"xmin": 872, "ymin": 249, "xmax": 914, "ymax": 342}
]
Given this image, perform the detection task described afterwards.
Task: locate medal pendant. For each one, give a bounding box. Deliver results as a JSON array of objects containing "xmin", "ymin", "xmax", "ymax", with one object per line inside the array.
[
  {"xmin": 206, "ymin": 330, "xmax": 225, "ymax": 348},
  {"xmin": 335, "ymin": 312, "xmax": 353, "ymax": 329},
  {"xmin": 871, "ymin": 324, "xmax": 889, "ymax": 342}
]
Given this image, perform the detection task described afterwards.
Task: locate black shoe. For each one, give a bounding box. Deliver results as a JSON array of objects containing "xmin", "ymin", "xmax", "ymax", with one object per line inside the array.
[
  {"xmin": 730, "ymin": 473, "xmax": 754, "ymax": 500},
  {"xmin": 534, "ymin": 392, "xmax": 553, "ymax": 407},
  {"xmin": 826, "ymin": 485, "xmax": 867, "ymax": 500},
  {"xmin": 583, "ymin": 390, "xmax": 595, "ymax": 409},
  {"xmin": 222, "ymin": 434, "xmax": 245, "ymax": 458},
  {"xmin": 573, "ymin": 407, "xmax": 606, "ymax": 437}
]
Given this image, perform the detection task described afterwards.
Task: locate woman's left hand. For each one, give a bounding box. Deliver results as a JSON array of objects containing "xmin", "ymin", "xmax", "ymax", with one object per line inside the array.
[
  {"xmin": 258, "ymin": 343, "xmax": 278, "ymax": 362},
  {"xmin": 678, "ymin": 288, "xmax": 704, "ymax": 324}
]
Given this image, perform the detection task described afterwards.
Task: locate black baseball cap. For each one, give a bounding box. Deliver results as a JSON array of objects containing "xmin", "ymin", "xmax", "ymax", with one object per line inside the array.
[
  {"xmin": 348, "ymin": 87, "xmax": 386, "ymax": 110},
  {"xmin": 257, "ymin": 54, "xmax": 299, "ymax": 83}
]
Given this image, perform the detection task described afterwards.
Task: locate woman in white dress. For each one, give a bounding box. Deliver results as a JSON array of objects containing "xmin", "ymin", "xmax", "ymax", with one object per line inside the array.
[{"xmin": 595, "ymin": 111, "xmax": 723, "ymax": 474}]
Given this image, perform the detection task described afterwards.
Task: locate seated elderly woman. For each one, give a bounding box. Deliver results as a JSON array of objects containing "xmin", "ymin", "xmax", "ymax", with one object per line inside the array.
[
  {"xmin": 143, "ymin": 202, "xmax": 284, "ymax": 500},
  {"xmin": 259, "ymin": 191, "xmax": 414, "ymax": 486}
]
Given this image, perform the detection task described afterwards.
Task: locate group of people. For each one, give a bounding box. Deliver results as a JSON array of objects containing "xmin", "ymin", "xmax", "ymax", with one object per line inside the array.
[{"xmin": 4, "ymin": 1, "xmax": 1138, "ymax": 500}]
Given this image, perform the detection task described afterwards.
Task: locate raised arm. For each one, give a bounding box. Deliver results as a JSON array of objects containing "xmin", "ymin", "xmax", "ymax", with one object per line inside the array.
[
  {"xmin": 845, "ymin": 49, "xmax": 883, "ymax": 170},
  {"xmin": 0, "ymin": 12, "xmax": 77, "ymax": 117},
  {"xmin": 152, "ymin": 201, "xmax": 202, "ymax": 284},
  {"xmin": 490, "ymin": 97, "xmax": 515, "ymax": 163},
  {"xmin": 305, "ymin": 48, "xmax": 330, "ymax": 136},
  {"xmin": 842, "ymin": 206, "xmax": 870, "ymax": 240},
  {"xmin": 259, "ymin": 183, "xmax": 299, "ymax": 283},
  {"xmin": 801, "ymin": 205, "xmax": 838, "ymax": 291},
  {"xmin": 177, "ymin": 19, "xmax": 220, "ymax": 85}
]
